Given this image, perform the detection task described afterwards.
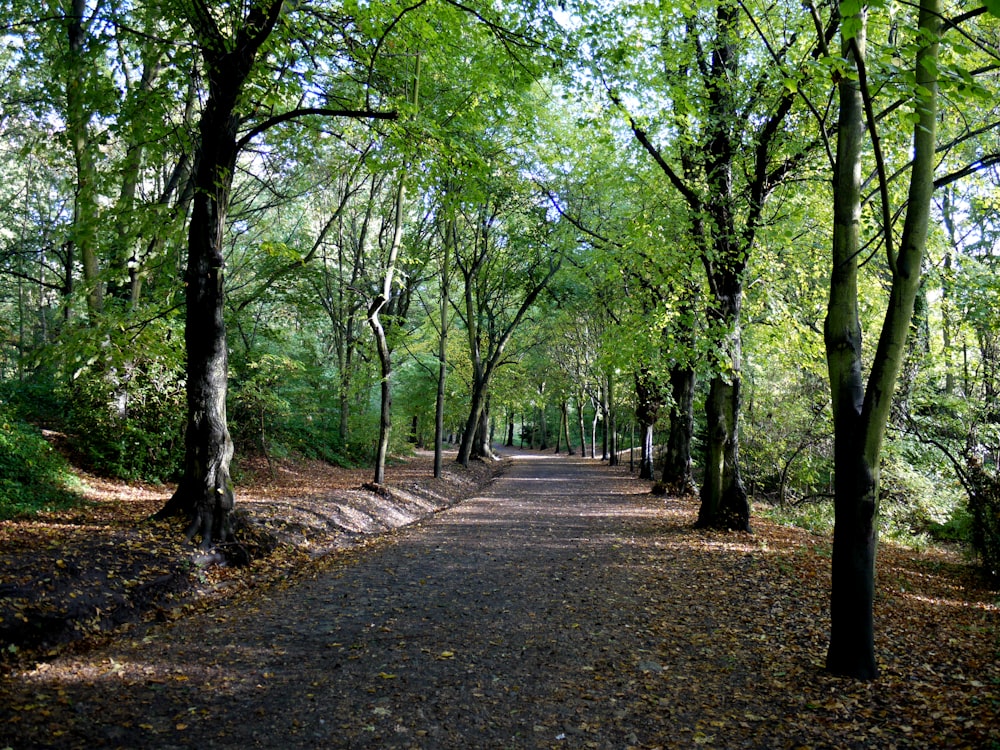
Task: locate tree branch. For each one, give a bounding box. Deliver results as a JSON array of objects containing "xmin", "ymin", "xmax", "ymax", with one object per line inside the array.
[
  {"xmin": 851, "ymin": 36, "xmax": 896, "ymax": 274},
  {"xmin": 934, "ymin": 153, "xmax": 1000, "ymax": 189},
  {"xmin": 235, "ymin": 107, "xmax": 397, "ymax": 150}
]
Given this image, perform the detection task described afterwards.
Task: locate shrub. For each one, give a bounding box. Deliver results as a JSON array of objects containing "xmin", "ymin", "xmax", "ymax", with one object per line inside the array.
[
  {"xmin": 0, "ymin": 405, "xmax": 80, "ymax": 519},
  {"xmin": 965, "ymin": 460, "xmax": 1000, "ymax": 585},
  {"xmin": 64, "ymin": 359, "xmax": 186, "ymax": 483}
]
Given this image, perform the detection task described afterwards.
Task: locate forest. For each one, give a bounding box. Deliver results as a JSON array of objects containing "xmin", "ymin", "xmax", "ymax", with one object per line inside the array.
[{"xmin": 1, "ymin": 0, "xmax": 999, "ymax": 686}]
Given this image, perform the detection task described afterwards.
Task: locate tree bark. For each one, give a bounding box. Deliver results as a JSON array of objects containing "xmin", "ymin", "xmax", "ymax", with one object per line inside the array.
[
  {"xmin": 561, "ymin": 401, "xmax": 575, "ymax": 455},
  {"xmin": 155, "ymin": 0, "xmax": 285, "ymax": 550},
  {"xmin": 369, "ymin": 176, "xmax": 407, "ymax": 485},
  {"xmin": 64, "ymin": 0, "xmax": 102, "ymax": 319},
  {"xmin": 824, "ymin": 0, "xmax": 940, "ymax": 680},
  {"xmin": 662, "ymin": 364, "xmax": 695, "ymax": 493},
  {"xmin": 434, "ymin": 215, "xmax": 452, "ymax": 478},
  {"xmin": 635, "ymin": 370, "xmax": 662, "ymax": 480},
  {"xmin": 697, "ymin": 296, "xmax": 750, "ymax": 530}
]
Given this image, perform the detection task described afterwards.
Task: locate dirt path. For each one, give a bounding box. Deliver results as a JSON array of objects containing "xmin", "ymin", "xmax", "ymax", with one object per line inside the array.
[{"xmin": 2, "ymin": 452, "xmax": 998, "ymax": 749}]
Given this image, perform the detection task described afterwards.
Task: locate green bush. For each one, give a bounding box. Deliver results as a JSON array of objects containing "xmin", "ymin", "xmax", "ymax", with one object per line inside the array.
[
  {"xmin": 9, "ymin": 317, "xmax": 187, "ymax": 483},
  {"xmin": 966, "ymin": 461, "xmax": 1000, "ymax": 585},
  {"xmin": 0, "ymin": 406, "xmax": 80, "ymax": 519},
  {"xmin": 64, "ymin": 361, "xmax": 186, "ymax": 483}
]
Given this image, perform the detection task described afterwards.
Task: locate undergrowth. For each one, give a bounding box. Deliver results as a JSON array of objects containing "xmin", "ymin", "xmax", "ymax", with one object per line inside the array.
[{"xmin": 0, "ymin": 404, "xmax": 83, "ymax": 520}]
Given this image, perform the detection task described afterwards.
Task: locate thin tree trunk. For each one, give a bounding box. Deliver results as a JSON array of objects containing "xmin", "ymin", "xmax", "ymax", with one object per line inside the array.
[
  {"xmin": 369, "ymin": 177, "xmax": 406, "ymax": 485},
  {"xmin": 606, "ymin": 374, "xmax": 619, "ymax": 466},
  {"xmin": 434, "ymin": 229, "xmax": 450, "ymax": 478},
  {"xmin": 639, "ymin": 422, "xmax": 654, "ymax": 479},
  {"xmin": 592, "ymin": 400, "xmax": 600, "ymax": 460},
  {"xmin": 576, "ymin": 394, "xmax": 588, "ymax": 459},
  {"xmin": 562, "ymin": 401, "xmax": 574, "ymax": 455}
]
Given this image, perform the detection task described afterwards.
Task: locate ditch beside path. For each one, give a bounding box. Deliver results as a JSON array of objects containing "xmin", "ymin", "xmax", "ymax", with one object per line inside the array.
[{"xmin": 3, "ymin": 452, "xmax": 999, "ymax": 749}]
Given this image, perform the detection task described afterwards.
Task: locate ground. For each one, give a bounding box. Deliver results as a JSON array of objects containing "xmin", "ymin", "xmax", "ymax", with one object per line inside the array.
[
  {"xmin": 0, "ymin": 450, "xmax": 499, "ymax": 666},
  {"xmin": 1, "ymin": 450, "xmax": 998, "ymax": 749}
]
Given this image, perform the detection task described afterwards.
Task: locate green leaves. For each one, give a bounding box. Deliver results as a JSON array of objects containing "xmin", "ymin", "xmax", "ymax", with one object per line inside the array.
[{"xmin": 984, "ymin": 0, "xmax": 1000, "ymax": 18}]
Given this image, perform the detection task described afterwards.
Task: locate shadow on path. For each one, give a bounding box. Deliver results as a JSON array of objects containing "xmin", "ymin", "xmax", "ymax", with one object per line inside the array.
[{"xmin": 4, "ymin": 452, "xmax": 997, "ymax": 749}]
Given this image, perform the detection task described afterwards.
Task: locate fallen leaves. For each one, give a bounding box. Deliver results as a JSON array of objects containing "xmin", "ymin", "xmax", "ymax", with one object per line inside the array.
[
  {"xmin": 0, "ymin": 454, "xmax": 997, "ymax": 749},
  {"xmin": 0, "ymin": 452, "xmax": 501, "ymax": 670}
]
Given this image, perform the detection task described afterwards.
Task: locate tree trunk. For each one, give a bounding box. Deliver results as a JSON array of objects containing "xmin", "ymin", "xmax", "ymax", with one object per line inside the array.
[
  {"xmin": 473, "ymin": 397, "xmax": 493, "ymax": 459},
  {"xmin": 639, "ymin": 421, "xmax": 655, "ymax": 480},
  {"xmin": 156, "ymin": 77, "xmax": 241, "ymax": 549},
  {"xmin": 155, "ymin": 0, "xmax": 284, "ymax": 551},
  {"xmin": 697, "ymin": 289, "xmax": 750, "ymax": 531},
  {"xmin": 368, "ymin": 175, "xmax": 406, "ymax": 485},
  {"xmin": 370, "ymin": 318, "xmax": 393, "ymax": 484},
  {"xmin": 592, "ymin": 401, "xmax": 600, "ymax": 460},
  {"xmin": 824, "ymin": 0, "xmax": 940, "ymax": 680},
  {"xmin": 562, "ymin": 401, "xmax": 575, "ymax": 455},
  {"xmin": 64, "ymin": 0, "xmax": 102, "ymax": 319},
  {"xmin": 698, "ymin": 372, "xmax": 750, "ymax": 530},
  {"xmin": 434, "ymin": 277, "xmax": 448, "ymax": 477},
  {"xmin": 457, "ymin": 370, "xmax": 486, "ymax": 466},
  {"xmin": 576, "ymin": 394, "xmax": 588, "ymax": 459},
  {"xmin": 662, "ymin": 364, "xmax": 695, "ymax": 493},
  {"xmin": 635, "ymin": 370, "xmax": 662, "ymax": 480},
  {"xmin": 822, "ymin": 8, "xmax": 882, "ymax": 682}
]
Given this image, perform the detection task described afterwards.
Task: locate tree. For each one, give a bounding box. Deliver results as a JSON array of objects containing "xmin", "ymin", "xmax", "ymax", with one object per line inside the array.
[
  {"xmin": 821, "ymin": 0, "xmax": 1000, "ymax": 680},
  {"xmin": 453, "ymin": 180, "xmax": 563, "ymax": 466},
  {"xmin": 575, "ymin": 0, "xmax": 834, "ymax": 530},
  {"xmin": 155, "ymin": 0, "xmax": 394, "ymax": 548}
]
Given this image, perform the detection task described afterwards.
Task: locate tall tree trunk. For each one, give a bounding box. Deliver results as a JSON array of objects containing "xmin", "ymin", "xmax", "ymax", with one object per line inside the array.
[
  {"xmin": 940, "ymin": 190, "xmax": 959, "ymax": 396},
  {"xmin": 473, "ymin": 396, "xmax": 493, "ymax": 459},
  {"xmin": 434, "ymin": 218, "xmax": 451, "ymax": 478},
  {"xmin": 592, "ymin": 399, "xmax": 601, "ymax": 460},
  {"xmin": 639, "ymin": 422, "xmax": 655, "ymax": 480},
  {"xmin": 662, "ymin": 364, "xmax": 696, "ymax": 493},
  {"xmin": 64, "ymin": 0, "xmax": 102, "ymax": 319},
  {"xmin": 697, "ymin": 289, "xmax": 749, "ymax": 530},
  {"xmin": 695, "ymin": 2, "xmax": 749, "ymax": 531},
  {"xmin": 156, "ymin": 69, "xmax": 242, "ymax": 548},
  {"xmin": 369, "ymin": 176, "xmax": 407, "ymax": 485},
  {"xmin": 369, "ymin": 55, "xmax": 418, "ymax": 483},
  {"xmin": 562, "ymin": 401, "xmax": 575, "ymax": 455},
  {"xmin": 824, "ymin": 0, "xmax": 940, "ymax": 680},
  {"xmin": 155, "ymin": 0, "xmax": 285, "ymax": 550},
  {"xmin": 635, "ymin": 370, "xmax": 661, "ymax": 480},
  {"xmin": 538, "ymin": 402, "xmax": 548, "ymax": 450},
  {"xmin": 457, "ymin": 367, "xmax": 487, "ymax": 466},
  {"xmin": 576, "ymin": 393, "xmax": 588, "ymax": 458}
]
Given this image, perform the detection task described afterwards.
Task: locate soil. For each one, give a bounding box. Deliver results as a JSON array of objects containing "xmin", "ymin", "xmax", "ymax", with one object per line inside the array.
[
  {"xmin": 0, "ymin": 450, "xmax": 500, "ymax": 665},
  {"xmin": 1, "ymin": 450, "xmax": 999, "ymax": 749}
]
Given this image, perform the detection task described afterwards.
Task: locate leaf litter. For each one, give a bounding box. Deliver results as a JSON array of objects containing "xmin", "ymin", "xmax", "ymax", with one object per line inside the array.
[{"xmin": 0, "ymin": 451, "xmax": 997, "ymax": 749}]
